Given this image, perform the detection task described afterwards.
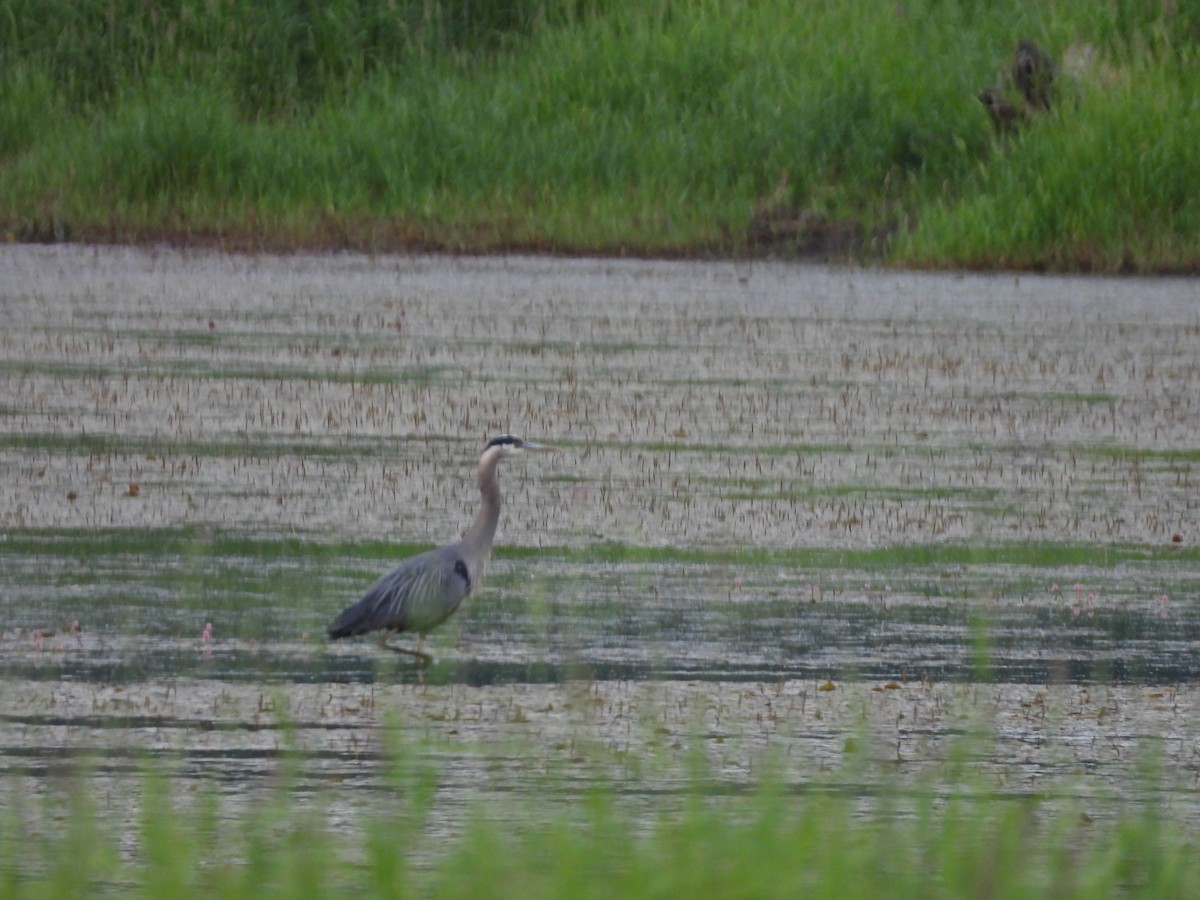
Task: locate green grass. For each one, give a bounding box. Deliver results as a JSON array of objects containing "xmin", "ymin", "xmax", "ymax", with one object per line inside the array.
[
  {"xmin": 9, "ymin": 525, "xmax": 1199, "ymax": 570},
  {"xmin": 0, "ymin": 430, "xmax": 457, "ymax": 461},
  {"xmin": 897, "ymin": 54, "xmax": 1200, "ymax": 272},
  {"xmin": 1, "ymin": 0, "xmax": 1197, "ymax": 269},
  {"xmin": 0, "ymin": 358, "xmax": 453, "ymax": 387},
  {"xmin": 12, "ymin": 525, "xmax": 1196, "ymax": 642},
  {"xmin": 4, "ymin": 742, "xmax": 1199, "ymax": 898}
]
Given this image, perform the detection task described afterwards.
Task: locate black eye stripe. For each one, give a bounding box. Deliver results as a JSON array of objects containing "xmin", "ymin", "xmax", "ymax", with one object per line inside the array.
[{"xmin": 485, "ymin": 434, "xmax": 522, "ymax": 450}]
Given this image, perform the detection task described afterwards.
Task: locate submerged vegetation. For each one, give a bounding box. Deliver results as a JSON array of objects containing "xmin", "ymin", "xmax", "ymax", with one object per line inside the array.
[
  {"xmin": 3, "ymin": 243, "xmax": 1199, "ymax": 892},
  {"xmin": 1, "ymin": 0, "xmax": 1198, "ymax": 270}
]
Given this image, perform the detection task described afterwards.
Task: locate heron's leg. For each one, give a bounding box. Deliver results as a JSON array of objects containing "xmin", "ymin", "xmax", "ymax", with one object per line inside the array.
[
  {"xmin": 379, "ymin": 630, "xmax": 433, "ymax": 666},
  {"xmin": 410, "ymin": 635, "xmax": 434, "ymax": 666},
  {"xmin": 389, "ymin": 645, "xmax": 434, "ymax": 666}
]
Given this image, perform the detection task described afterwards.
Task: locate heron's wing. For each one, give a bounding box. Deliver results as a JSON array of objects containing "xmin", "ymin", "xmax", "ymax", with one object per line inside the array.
[{"xmin": 328, "ymin": 545, "xmax": 471, "ymax": 638}]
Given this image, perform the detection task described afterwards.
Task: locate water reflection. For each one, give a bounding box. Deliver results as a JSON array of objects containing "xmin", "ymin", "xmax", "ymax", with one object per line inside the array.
[{"xmin": 4, "ymin": 594, "xmax": 1198, "ymax": 687}]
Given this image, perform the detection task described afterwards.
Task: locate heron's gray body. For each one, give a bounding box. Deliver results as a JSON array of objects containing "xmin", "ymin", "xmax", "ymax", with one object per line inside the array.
[
  {"xmin": 327, "ymin": 434, "xmax": 554, "ymax": 659},
  {"xmin": 327, "ymin": 543, "xmax": 475, "ymax": 639}
]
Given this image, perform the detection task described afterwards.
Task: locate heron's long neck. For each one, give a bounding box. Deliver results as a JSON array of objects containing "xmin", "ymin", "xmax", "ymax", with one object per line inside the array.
[{"xmin": 463, "ymin": 448, "xmax": 502, "ymax": 562}]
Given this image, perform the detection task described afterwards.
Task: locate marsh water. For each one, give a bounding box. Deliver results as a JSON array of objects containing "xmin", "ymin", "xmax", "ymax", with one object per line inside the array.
[{"xmin": 2, "ymin": 247, "xmax": 1199, "ymax": 849}]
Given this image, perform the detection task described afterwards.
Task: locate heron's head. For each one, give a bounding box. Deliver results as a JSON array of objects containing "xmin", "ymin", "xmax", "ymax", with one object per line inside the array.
[{"xmin": 484, "ymin": 434, "xmax": 559, "ymax": 459}]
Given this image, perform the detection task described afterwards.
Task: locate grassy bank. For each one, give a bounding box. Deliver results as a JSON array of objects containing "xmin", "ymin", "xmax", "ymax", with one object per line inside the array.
[
  {"xmin": 1, "ymin": 0, "xmax": 1198, "ymax": 270},
  {"xmin": 4, "ymin": 744, "xmax": 1198, "ymax": 898}
]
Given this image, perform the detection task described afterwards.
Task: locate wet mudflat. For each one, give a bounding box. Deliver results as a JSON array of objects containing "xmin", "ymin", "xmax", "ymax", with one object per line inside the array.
[{"xmin": 2, "ymin": 246, "xmax": 1199, "ymax": 849}]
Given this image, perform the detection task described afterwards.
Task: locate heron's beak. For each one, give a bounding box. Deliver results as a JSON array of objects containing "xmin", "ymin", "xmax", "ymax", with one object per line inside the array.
[{"xmin": 521, "ymin": 440, "xmax": 561, "ymax": 453}]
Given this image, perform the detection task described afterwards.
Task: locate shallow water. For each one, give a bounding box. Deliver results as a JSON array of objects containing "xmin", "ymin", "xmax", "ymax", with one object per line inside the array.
[{"xmin": 2, "ymin": 247, "xmax": 1199, "ymax": 851}]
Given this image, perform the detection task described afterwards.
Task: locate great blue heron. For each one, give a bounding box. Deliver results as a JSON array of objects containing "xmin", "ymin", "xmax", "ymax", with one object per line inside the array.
[{"xmin": 328, "ymin": 434, "xmax": 558, "ymax": 664}]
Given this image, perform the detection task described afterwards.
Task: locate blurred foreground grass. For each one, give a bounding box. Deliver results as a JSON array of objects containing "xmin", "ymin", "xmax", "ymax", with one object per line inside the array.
[
  {"xmin": 1, "ymin": 0, "xmax": 1197, "ymax": 271},
  {"xmin": 4, "ymin": 739, "xmax": 1197, "ymax": 898}
]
